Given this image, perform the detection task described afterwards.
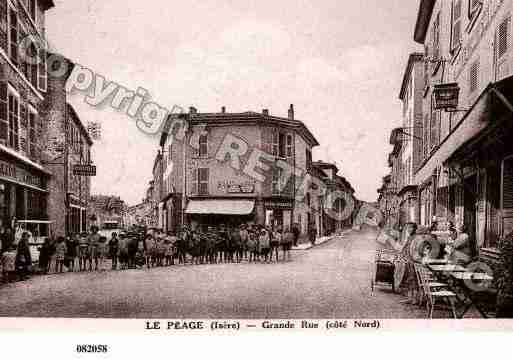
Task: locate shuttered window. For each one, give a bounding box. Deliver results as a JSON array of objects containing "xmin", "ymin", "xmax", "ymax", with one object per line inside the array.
[
  {"xmin": 37, "ymin": 47, "xmax": 47, "ymax": 92},
  {"xmin": 198, "ymin": 134, "xmax": 207, "ymax": 157},
  {"xmin": 198, "ymin": 168, "xmax": 209, "ymax": 195},
  {"xmin": 29, "ymin": 109, "xmax": 37, "ymax": 158},
  {"xmin": 272, "ymin": 166, "xmax": 282, "ymax": 195},
  {"xmin": 286, "ymin": 134, "xmax": 293, "ymax": 159},
  {"xmin": 469, "ymin": 60, "xmax": 479, "ymax": 93},
  {"xmin": 0, "ymin": 1, "xmax": 7, "ymax": 53},
  {"xmin": 497, "ymin": 16, "xmax": 510, "ymax": 60},
  {"xmin": 9, "ymin": 6, "xmax": 18, "ymax": 67},
  {"xmin": 8, "ymin": 92, "xmax": 19, "ymax": 150},
  {"xmin": 502, "ymin": 156, "xmax": 513, "ymax": 236},
  {"xmin": 452, "ymin": 0, "xmax": 462, "ymax": 52}
]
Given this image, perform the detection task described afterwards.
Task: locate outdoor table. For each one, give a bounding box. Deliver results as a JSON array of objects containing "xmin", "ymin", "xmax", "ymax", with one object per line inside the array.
[
  {"xmin": 423, "ymin": 259, "xmax": 449, "ymax": 265},
  {"xmin": 448, "ymin": 272, "xmax": 494, "ymax": 318},
  {"xmin": 427, "ymin": 264, "xmax": 467, "ymax": 272}
]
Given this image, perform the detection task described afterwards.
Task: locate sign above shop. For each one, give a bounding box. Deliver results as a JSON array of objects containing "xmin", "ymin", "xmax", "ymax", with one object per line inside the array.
[
  {"xmin": 0, "ymin": 159, "xmax": 44, "ymax": 189},
  {"xmin": 217, "ymin": 180, "xmax": 255, "ymax": 194},
  {"xmin": 433, "ymin": 83, "xmax": 460, "ymax": 110},
  {"xmin": 73, "ymin": 164, "xmax": 97, "ymax": 176},
  {"xmin": 264, "ymin": 200, "xmax": 293, "ymax": 210}
]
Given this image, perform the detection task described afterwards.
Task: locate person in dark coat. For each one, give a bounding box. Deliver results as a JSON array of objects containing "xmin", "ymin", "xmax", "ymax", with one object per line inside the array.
[
  {"xmin": 38, "ymin": 237, "xmax": 52, "ymax": 274},
  {"xmin": 65, "ymin": 234, "xmax": 78, "ymax": 272},
  {"xmin": 16, "ymin": 232, "xmax": 32, "ymax": 281},
  {"xmin": 108, "ymin": 233, "xmax": 119, "ymax": 270},
  {"xmin": 127, "ymin": 234, "xmax": 139, "ymax": 269},
  {"xmin": 291, "ymin": 224, "xmax": 300, "ymax": 247}
]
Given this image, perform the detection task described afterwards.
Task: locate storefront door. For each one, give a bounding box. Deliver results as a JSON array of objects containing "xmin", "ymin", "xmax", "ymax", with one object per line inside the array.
[{"xmin": 464, "ymin": 175, "xmax": 477, "ymax": 256}]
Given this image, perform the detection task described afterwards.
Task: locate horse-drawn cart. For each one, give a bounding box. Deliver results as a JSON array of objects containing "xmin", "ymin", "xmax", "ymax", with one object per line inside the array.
[{"xmin": 371, "ymin": 248, "xmax": 398, "ymax": 293}]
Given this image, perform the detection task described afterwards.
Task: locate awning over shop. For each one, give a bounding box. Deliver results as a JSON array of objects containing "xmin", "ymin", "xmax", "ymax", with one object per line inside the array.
[
  {"xmin": 415, "ymin": 76, "xmax": 513, "ymax": 183},
  {"xmin": 185, "ymin": 199, "xmax": 255, "ymax": 215}
]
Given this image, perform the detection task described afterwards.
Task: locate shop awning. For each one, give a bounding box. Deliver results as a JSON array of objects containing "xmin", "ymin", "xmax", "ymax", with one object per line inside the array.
[
  {"xmin": 185, "ymin": 199, "xmax": 255, "ymax": 215},
  {"xmin": 415, "ymin": 76, "xmax": 513, "ymax": 184}
]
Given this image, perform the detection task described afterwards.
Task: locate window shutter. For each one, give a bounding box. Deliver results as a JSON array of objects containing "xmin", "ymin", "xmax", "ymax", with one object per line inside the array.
[
  {"xmin": 0, "ymin": 0, "xmax": 7, "ymax": 53},
  {"xmin": 9, "ymin": 8, "xmax": 18, "ymax": 67},
  {"xmin": 469, "ymin": 60, "xmax": 479, "ymax": 93},
  {"xmin": 37, "ymin": 47, "xmax": 47, "ymax": 92},
  {"xmin": 497, "ymin": 16, "xmax": 510, "ymax": 60},
  {"xmin": 191, "ymin": 168, "xmax": 198, "ymax": 195},
  {"xmin": 451, "ymin": 0, "xmax": 462, "ymax": 52},
  {"xmin": 20, "ymin": 102, "xmax": 27, "ymax": 128},
  {"xmin": 502, "ymin": 156, "xmax": 513, "ymax": 236},
  {"xmin": 272, "ymin": 131, "xmax": 278, "ymax": 156},
  {"xmin": 0, "ymin": 82, "xmax": 7, "ymax": 144}
]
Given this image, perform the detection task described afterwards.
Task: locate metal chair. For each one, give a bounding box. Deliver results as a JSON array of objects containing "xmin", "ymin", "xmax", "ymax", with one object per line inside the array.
[{"xmin": 417, "ymin": 264, "xmax": 457, "ymax": 318}]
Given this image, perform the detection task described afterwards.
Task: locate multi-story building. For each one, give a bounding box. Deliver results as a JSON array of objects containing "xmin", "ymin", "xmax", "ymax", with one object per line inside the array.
[
  {"xmin": 0, "ymin": 0, "xmax": 54, "ymax": 237},
  {"xmin": 312, "ymin": 161, "xmax": 356, "ymax": 235},
  {"xmin": 41, "ymin": 54, "xmax": 93, "ymax": 236},
  {"xmin": 413, "ymin": 0, "xmax": 513, "ymax": 262},
  {"xmin": 159, "ymin": 105, "xmax": 321, "ymax": 237}
]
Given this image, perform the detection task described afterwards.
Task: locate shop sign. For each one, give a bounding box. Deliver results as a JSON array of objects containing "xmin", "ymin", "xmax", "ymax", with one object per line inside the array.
[
  {"xmin": 0, "ymin": 159, "xmax": 43, "ymax": 188},
  {"xmin": 217, "ymin": 180, "xmax": 255, "ymax": 194},
  {"xmin": 264, "ymin": 200, "xmax": 293, "ymax": 210},
  {"xmin": 433, "ymin": 83, "xmax": 460, "ymax": 110},
  {"xmin": 73, "ymin": 164, "xmax": 97, "ymax": 176}
]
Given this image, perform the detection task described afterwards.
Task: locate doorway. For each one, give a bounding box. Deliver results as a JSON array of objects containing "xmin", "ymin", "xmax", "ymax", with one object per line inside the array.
[{"xmin": 463, "ymin": 175, "xmax": 477, "ymax": 257}]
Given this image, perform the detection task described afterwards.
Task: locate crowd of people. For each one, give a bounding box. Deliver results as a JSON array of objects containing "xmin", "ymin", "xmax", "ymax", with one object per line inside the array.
[{"xmin": 1, "ymin": 223, "xmax": 302, "ymax": 283}]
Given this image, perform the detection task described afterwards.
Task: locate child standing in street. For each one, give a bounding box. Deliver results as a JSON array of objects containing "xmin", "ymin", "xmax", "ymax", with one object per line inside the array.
[
  {"xmin": 259, "ymin": 229, "xmax": 271, "ymax": 263},
  {"xmin": 55, "ymin": 237, "xmax": 67, "ymax": 273},
  {"xmin": 1, "ymin": 245, "xmax": 16, "ymax": 283}
]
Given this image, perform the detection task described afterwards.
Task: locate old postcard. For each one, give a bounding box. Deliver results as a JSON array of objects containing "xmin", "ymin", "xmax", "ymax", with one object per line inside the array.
[{"xmin": 1, "ymin": 0, "xmax": 513, "ymax": 350}]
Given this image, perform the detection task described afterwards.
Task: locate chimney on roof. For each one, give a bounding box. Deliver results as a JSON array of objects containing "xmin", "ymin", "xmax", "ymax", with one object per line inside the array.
[
  {"xmin": 262, "ymin": 109, "xmax": 269, "ymax": 116},
  {"xmin": 221, "ymin": 106, "xmax": 226, "ymax": 113},
  {"xmin": 189, "ymin": 106, "xmax": 197, "ymax": 114},
  {"xmin": 288, "ymin": 104, "xmax": 294, "ymax": 120}
]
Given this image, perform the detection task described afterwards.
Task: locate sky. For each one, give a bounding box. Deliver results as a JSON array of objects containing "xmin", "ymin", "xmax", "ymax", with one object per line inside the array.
[{"xmin": 46, "ymin": 0, "xmax": 422, "ymax": 206}]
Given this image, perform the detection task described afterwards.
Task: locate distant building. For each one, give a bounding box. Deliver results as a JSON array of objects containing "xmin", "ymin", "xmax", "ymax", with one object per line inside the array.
[{"xmin": 88, "ymin": 195, "xmax": 127, "ymax": 229}]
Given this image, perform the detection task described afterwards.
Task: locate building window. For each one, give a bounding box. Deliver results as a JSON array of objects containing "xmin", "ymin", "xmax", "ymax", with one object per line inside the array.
[
  {"xmin": 497, "ymin": 16, "xmax": 510, "ymax": 60},
  {"xmin": 28, "ymin": 106, "xmax": 36, "ymax": 157},
  {"xmin": 8, "ymin": 90, "xmax": 19, "ymax": 150},
  {"xmin": 286, "ymin": 134, "xmax": 293, "ymax": 159},
  {"xmin": 432, "ymin": 12, "xmax": 440, "ymax": 63},
  {"xmin": 272, "ymin": 132, "xmax": 279, "ymax": 157},
  {"xmin": 199, "ymin": 134, "xmax": 208, "ymax": 157},
  {"xmin": 469, "ymin": 60, "xmax": 479, "ymax": 93},
  {"xmin": 469, "ymin": 0, "xmax": 481, "ymax": 18},
  {"xmin": 423, "ymin": 113, "xmax": 430, "ymax": 158},
  {"xmin": 451, "ymin": 0, "xmax": 462, "ymax": 52},
  {"xmin": 29, "ymin": 0, "xmax": 37, "ymax": 21},
  {"xmin": 37, "ymin": 47, "xmax": 47, "ymax": 92},
  {"xmin": 306, "ymin": 148, "xmax": 312, "ymax": 171},
  {"xmin": 272, "ymin": 167, "xmax": 283, "ymax": 195},
  {"xmin": 8, "ymin": 6, "xmax": 18, "ymax": 67},
  {"xmin": 198, "ymin": 168, "xmax": 209, "ymax": 195}
]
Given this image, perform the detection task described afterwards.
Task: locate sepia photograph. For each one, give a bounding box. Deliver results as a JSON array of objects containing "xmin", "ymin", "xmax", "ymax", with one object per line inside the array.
[{"xmin": 0, "ymin": 0, "xmax": 512, "ymax": 327}]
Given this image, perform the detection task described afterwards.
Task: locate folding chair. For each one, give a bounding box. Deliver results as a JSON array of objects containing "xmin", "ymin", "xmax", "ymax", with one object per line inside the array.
[{"xmin": 417, "ymin": 265, "xmax": 457, "ymax": 318}]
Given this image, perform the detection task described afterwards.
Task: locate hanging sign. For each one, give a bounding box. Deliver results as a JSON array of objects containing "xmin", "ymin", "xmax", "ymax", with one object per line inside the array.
[
  {"xmin": 73, "ymin": 164, "xmax": 97, "ymax": 176},
  {"xmin": 433, "ymin": 83, "xmax": 460, "ymax": 110}
]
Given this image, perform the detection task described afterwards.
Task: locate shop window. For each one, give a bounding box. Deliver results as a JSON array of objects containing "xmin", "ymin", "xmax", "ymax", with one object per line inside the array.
[
  {"xmin": 8, "ymin": 91, "xmax": 19, "ymax": 151},
  {"xmin": 451, "ymin": 0, "xmax": 462, "ymax": 53},
  {"xmin": 199, "ymin": 134, "xmax": 208, "ymax": 157}
]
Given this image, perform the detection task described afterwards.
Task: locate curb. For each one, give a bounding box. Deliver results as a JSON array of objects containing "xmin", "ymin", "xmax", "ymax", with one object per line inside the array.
[{"xmin": 292, "ymin": 233, "xmax": 348, "ymax": 250}]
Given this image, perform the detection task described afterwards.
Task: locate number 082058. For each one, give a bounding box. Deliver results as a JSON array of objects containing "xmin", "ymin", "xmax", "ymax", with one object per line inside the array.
[{"xmin": 76, "ymin": 345, "xmax": 108, "ymax": 353}]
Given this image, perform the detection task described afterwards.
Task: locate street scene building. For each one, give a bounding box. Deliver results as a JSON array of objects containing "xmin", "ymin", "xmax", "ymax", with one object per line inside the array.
[
  {"xmin": 155, "ymin": 106, "xmax": 357, "ymax": 240},
  {"xmin": 379, "ymin": 0, "xmax": 513, "ymax": 288}
]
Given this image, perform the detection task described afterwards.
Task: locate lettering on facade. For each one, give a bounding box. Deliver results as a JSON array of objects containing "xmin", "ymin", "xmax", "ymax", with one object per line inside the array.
[
  {"xmin": 0, "ymin": 160, "xmax": 43, "ymax": 188},
  {"xmin": 264, "ymin": 200, "xmax": 293, "ymax": 210},
  {"xmin": 217, "ymin": 180, "xmax": 255, "ymax": 194}
]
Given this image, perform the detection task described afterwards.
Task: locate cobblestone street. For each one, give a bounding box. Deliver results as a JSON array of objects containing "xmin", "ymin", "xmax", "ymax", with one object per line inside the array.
[{"xmin": 0, "ymin": 227, "xmax": 424, "ymax": 318}]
